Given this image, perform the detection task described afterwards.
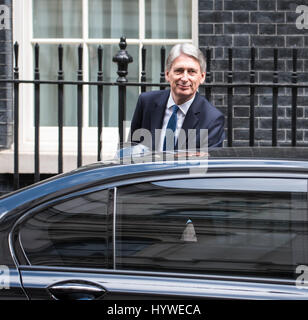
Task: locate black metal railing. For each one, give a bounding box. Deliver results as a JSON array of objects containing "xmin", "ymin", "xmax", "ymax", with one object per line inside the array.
[{"xmin": 2, "ymin": 37, "xmax": 308, "ymax": 190}]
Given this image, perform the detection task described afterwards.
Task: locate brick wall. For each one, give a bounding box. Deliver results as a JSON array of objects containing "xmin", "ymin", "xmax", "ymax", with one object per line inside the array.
[
  {"xmin": 199, "ymin": 0, "xmax": 308, "ymax": 146},
  {"xmin": 0, "ymin": 0, "xmax": 13, "ymax": 150}
]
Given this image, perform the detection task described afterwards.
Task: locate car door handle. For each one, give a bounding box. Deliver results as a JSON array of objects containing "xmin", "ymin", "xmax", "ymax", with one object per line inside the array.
[{"xmin": 47, "ymin": 281, "xmax": 106, "ymax": 300}]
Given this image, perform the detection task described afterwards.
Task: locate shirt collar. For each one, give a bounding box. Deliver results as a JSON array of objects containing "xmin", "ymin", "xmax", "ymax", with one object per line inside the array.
[{"xmin": 167, "ymin": 94, "xmax": 196, "ymax": 115}]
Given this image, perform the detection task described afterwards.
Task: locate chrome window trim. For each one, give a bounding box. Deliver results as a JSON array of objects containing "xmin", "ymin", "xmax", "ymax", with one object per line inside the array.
[
  {"xmin": 17, "ymin": 264, "xmax": 296, "ymax": 286},
  {"xmin": 18, "ymin": 265, "xmax": 308, "ymax": 299},
  {"xmin": 102, "ymin": 171, "xmax": 308, "ymax": 190}
]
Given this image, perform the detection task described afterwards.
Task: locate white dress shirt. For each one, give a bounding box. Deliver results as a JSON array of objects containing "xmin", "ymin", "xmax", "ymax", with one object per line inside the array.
[{"xmin": 158, "ymin": 94, "xmax": 195, "ymax": 151}]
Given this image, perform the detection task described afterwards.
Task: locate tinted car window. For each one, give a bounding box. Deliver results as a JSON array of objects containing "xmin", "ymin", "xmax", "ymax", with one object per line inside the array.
[
  {"xmin": 116, "ymin": 178, "xmax": 308, "ymax": 279},
  {"xmin": 19, "ymin": 189, "xmax": 112, "ymax": 268}
]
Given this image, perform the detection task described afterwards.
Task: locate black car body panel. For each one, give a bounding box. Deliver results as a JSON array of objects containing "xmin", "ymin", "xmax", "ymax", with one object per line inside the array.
[{"xmin": 1, "ymin": 147, "xmax": 308, "ymax": 300}]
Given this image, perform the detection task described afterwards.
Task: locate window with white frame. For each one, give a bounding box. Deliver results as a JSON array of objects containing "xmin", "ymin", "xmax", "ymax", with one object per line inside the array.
[{"xmin": 13, "ymin": 0, "xmax": 197, "ymax": 158}]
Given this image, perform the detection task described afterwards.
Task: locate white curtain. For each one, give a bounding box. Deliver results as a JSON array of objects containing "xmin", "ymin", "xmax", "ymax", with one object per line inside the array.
[
  {"xmin": 88, "ymin": 0, "xmax": 139, "ymax": 127},
  {"xmin": 145, "ymin": 0, "xmax": 191, "ymax": 94},
  {"xmin": 33, "ymin": 0, "xmax": 82, "ymax": 38},
  {"xmin": 89, "ymin": 0, "xmax": 138, "ymax": 38},
  {"xmin": 33, "ymin": 0, "xmax": 82, "ymax": 126},
  {"xmin": 146, "ymin": 0, "xmax": 191, "ymax": 38},
  {"xmin": 176, "ymin": 0, "xmax": 191, "ymax": 38}
]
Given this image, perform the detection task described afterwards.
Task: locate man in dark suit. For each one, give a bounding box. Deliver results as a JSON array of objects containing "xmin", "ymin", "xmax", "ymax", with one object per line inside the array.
[{"xmin": 129, "ymin": 43, "xmax": 225, "ymax": 152}]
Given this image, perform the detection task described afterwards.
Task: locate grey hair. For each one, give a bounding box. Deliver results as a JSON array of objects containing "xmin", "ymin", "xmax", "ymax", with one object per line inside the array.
[{"xmin": 166, "ymin": 43, "xmax": 206, "ymax": 73}]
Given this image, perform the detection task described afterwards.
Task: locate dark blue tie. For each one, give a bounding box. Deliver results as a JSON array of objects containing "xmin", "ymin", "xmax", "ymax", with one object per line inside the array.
[{"xmin": 163, "ymin": 105, "xmax": 179, "ymax": 151}]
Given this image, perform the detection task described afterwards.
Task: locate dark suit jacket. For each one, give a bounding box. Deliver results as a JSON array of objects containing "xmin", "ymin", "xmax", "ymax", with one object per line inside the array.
[{"xmin": 129, "ymin": 89, "xmax": 225, "ymax": 151}]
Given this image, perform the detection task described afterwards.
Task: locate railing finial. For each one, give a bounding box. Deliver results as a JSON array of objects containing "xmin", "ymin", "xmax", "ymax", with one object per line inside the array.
[{"xmin": 113, "ymin": 36, "xmax": 133, "ymax": 83}]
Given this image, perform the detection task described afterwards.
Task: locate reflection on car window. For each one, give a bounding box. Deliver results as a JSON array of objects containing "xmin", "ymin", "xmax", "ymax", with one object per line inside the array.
[
  {"xmin": 116, "ymin": 178, "xmax": 308, "ymax": 279},
  {"xmin": 154, "ymin": 178, "xmax": 308, "ymax": 192},
  {"xmin": 19, "ymin": 189, "xmax": 112, "ymax": 268}
]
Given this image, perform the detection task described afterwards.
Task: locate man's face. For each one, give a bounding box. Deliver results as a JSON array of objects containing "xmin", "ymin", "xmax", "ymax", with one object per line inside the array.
[{"xmin": 165, "ymin": 54, "xmax": 205, "ymax": 105}]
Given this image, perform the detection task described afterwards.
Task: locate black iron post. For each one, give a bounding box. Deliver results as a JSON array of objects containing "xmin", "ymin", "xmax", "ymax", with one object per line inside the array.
[
  {"xmin": 112, "ymin": 37, "xmax": 133, "ymax": 146},
  {"xmin": 272, "ymin": 48, "xmax": 278, "ymax": 146},
  {"xmin": 97, "ymin": 45, "xmax": 103, "ymax": 161},
  {"xmin": 160, "ymin": 46, "xmax": 166, "ymax": 90},
  {"xmin": 58, "ymin": 44, "xmax": 64, "ymax": 173},
  {"xmin": 249, "ymin": 47, "xmax": 255, "ymax": 146},
  {"xmin": 13, "ymin": 42, "xmax": 19, "ymax": 190},
  {"xmin": 141, "ymin": 46, "xmax": 146, "ymax": 93},
  {"xmin": 227, "ymin": 48, "xmax": 233, "ymax": 147},
  {"xmin": 292, "ymin": 48, "xmax": 298, "ymax": 146},
  {"xmin": 77, "ymin": 44, "xmax": 83, "ymax": 167},
  {"xmin": 34, "ymin": 43, "xmax": 40, "ymax": 182},
  {"xmin": 205, "ymin": 47, "xmax": 212, "ymax": 101}
]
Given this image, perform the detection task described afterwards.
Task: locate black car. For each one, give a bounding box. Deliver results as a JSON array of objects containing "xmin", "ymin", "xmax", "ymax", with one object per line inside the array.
[{"xmin": 1, "ymin": 147, "xmax": 308, "ymax": 300}]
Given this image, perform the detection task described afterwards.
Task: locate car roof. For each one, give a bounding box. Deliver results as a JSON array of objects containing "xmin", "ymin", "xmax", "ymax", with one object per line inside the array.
[
  {"xmin": 1, "ymin": 147, "xmax": 308, "ymax": 217},
  {"xmin": 72, "ymin": 146, "xmax": 308, "ymax": 174},
  {"xmin": 209, "ymin": 147, "xmax": 308, "ymax": 160}
]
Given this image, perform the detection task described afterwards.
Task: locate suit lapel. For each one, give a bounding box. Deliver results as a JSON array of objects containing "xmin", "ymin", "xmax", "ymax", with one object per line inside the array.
[
  {"xmin": 151, "ymin": 89, "xmax": 170, "ymax": 149},
  {"xmin": 151, "ymin": 89, "xmax": 170, "ymax": 130},
  {"xmin": 181, "ymin": 92, "xmax": 201, "ymax": 130},
  {"xmin": 177, "ymin": 93, "xmax": 201, "ymax": 149}
]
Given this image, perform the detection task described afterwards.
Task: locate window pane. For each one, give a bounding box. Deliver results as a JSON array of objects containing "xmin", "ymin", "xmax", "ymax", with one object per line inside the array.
[
  {"xmin": 117, "ymin": 178, "xmax": 308, "ymax": 279},
  {"xmin": 145, "ymin": 0, "xmax": 191, "ymax": 39},
  {"xmin": 88, "ymin": 44, "xmax": 139, "ymax": 127},
  {"xmin": 33, "ymin": 0, "xmax": 82, "ymax": 38},
  {"xmin": 89, "ymin": 0, "xmax": 139, "ymax": 39},
  {"xmin": 36, "ymin": 44, "xmax": 78, "ymax": 127},
  {"xmin": 19, "ymin": 189, "xmax": 111, "ymax": 268}
]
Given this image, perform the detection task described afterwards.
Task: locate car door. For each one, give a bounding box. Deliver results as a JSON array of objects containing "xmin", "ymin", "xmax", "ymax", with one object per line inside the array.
[
  {"xmin": 113, "ymin": 175, "xmax": 308, "ymax": 299},
  {"xmin": 15, "ymin": 175, "xmax": 308, "ymax": 299}
]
